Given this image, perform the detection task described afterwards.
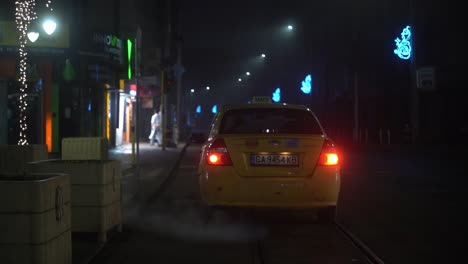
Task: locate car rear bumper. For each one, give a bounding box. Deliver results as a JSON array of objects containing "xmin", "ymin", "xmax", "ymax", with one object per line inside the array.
[{"xmin": 199, "ymin": 166, "xmax": 340, "ymax": 208}]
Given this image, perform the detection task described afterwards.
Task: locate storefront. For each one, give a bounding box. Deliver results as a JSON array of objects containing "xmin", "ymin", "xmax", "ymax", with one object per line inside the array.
[
  {"xmin": 66, "ymin": 31, "xmax": 129, "ymax": 148},
  {"xmin": 0, "ymin": 21, "xmax": 69, "ymax": 151}
]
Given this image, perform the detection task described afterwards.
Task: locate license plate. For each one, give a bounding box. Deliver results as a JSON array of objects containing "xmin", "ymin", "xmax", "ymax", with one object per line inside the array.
[{"xmin": 250, "ymin": 154, "xmax": 299, "ymax": 166}]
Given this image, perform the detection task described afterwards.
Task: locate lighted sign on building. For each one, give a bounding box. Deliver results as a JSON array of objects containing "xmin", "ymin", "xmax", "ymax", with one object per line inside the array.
[
  {"xmin": 127, "ymin": 39, "xmax": 133, "ymax": 79},
  {"xmin": 129, "ymin": 84, "xmax": 137, "ymax": 96},
  {"xmin": 394, "ymin": 26, "xmax": 412, "ymax": 60},
  {"xmin": 301, "ymin": 74, "xmax": 312, "ymax": 94},
  {"xmin": 272, "ymin": 88, "xmax": 281, "ymax": 102}
]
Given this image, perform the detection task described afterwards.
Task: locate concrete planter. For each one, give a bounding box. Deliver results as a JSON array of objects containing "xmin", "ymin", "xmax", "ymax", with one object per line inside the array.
[
  {"xmin": 0, "ymin": 145, "xmax": 48, "ymax": 173},
  {"xmin": 61, "ymin": 137, "xmax": 108, "ymax": 161},
  {"xmin": 72, "ymin": 200, "xmax": 122, "ymax": 242},
  {"xmin": 0, "ymin": 173, "xmax": 71, "ymax": 264},
  {"xmin": 27, "ymin": 160, "xmax": 122, "ymax": 242}
]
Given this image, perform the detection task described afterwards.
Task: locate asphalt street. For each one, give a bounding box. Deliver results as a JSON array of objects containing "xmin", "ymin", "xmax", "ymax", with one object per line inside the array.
[
  {"xmin": 90, "ymin": 145, "xmax": 369, "ymax": 264},
  {"xmin": 89, "ymin": 143, "xmax": 466, "ymax": 264}
]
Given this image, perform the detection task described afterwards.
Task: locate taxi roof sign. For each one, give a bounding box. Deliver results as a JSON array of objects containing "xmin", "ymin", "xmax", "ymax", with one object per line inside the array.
[{"xmin": 252, "ymin": 96, "xmax": 272, "ymax": 103}]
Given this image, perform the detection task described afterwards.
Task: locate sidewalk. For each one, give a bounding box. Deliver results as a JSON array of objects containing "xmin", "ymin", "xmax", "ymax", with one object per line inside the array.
[{"xmin": 72, "ymin": 141, "xmax": 189, "ymax": 264}]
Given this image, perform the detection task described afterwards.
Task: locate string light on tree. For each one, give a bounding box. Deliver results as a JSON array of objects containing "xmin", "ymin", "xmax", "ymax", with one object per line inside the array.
[
  {"xmin": 15, "ymin": 0, "xmax": 37, "ymax": 145},
  {"xmin": 46, "ymin": 0, "xmax": 53, "ymax": 10},
  {"xmin": 15, "ymin": 0, "xmax": 54, "ymax": 145}
]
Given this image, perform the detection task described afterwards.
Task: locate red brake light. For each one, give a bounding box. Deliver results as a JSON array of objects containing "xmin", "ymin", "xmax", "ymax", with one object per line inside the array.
[
  {"xmin": 318, "ymin": 140, "xmax": 339, "ymax": 166},
  {"xmin": 206, "ymin": 139, "xmax": 233, "ymax": 166},
  {"xmin": 208, "ymin": 154, "xmax": 220, "ymax": 164}
]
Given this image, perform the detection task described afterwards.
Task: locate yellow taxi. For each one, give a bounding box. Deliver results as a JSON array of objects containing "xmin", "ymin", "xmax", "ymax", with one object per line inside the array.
[{"xmin": 198, "ymin": 96, "xmax": 341, "ymax": 222}]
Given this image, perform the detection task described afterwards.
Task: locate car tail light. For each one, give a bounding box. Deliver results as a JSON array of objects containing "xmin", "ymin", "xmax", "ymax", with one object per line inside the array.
[
  {"xmin": 206, "ymin": 138, "xmax": 233, "ymax": 166},
  {"xmin": 318, "ymin": 140, "xmax": 339, "ymax": 166}
]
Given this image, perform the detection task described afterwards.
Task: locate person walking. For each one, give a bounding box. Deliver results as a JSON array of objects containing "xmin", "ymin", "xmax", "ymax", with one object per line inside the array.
[{"xmin": 148, "ymin": 109, "xmax": 161, "ymax": 145}]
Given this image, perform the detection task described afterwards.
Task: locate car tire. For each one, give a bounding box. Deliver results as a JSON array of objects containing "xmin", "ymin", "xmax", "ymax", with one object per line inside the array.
[{"xmin": 317, "ymin": 206, "xmax": 336, "ymax": 224}]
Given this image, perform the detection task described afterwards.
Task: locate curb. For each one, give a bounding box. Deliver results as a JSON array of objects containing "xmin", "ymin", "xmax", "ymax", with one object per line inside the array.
[
  {"xmin": 122, "ymin": 142, "xmax": 190, "ymax": 205},
  {"xmin": 142, "ymin": 142, "xmax": 190, "ymax": 204}
]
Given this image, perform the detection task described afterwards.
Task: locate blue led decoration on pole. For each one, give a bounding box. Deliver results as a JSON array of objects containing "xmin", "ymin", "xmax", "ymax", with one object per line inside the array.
[
  {"xmin": 196, "ymin": 105, "xmax": 201, "ymax": 113},
  {"xmin": 301, "ymin": 74, "xmax": 312, "ymax": 94},
  {"xmin": 212, "ymin": 105, "xmax": 218, "ymax": 114},
  {"xmin": 272, "ymin": 88, "xmax": 281, "ymax": 102},
  {"xmin": 394, "ymin": 26, "xmax": 412, "ymax": 60}
]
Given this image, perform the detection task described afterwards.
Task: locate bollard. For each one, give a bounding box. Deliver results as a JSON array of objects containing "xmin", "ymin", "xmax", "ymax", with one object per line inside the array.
[
  {"xmin": 387, "ymin": 129, "xmax": 391, "ymax": 144},
  {"xmin": 365, "ymin": 128, "xmax": 368, "ymax": 144},
  {"xmin": 379, "ymin": 128, "xmax": 383, "ymax": 144}
]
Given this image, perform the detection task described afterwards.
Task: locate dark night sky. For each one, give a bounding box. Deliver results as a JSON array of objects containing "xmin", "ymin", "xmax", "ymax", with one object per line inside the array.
[
  {"xmin": 179, "ymin": 0, "xmax": 467, "ymax": 108},
  {"xmin": 179, "ymin": 0, "xmax": 349, "ymax": 105}
]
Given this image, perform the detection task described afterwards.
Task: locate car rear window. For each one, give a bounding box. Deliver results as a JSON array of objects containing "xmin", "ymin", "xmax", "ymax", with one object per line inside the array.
[{"xmin": 219, "ymin": 108, "xmax": 323, "ymax": 134}]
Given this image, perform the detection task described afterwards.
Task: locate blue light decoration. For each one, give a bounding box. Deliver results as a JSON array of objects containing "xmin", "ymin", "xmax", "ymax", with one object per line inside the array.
[
  {"xmin": 212, "ymin": 105, "xmax": 218, "ymax": 114},
  {"xmin": 394, "ymin": 26, "xmax": 412, "ymax": 60},
  {"xmin": 196, "ymin": 105, "xmax": 201, "ymax": 113},
  {"xmin": 301, "ymin": 74, "xmax": 312, "ymax": 94},
  {"xmin": 272, "ymin": 88, "xmax": 281, "ymax": 102},
  {"xmin": 87, "ymin": 103, "xmax": 92, "ymax": 112}
]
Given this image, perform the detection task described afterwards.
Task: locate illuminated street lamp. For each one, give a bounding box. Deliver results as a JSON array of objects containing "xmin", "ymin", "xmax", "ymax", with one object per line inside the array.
[
  {"xmin": 27, "ymin": 31, "xmax": 39, "ymax": 42},
  {"xmin": 42, "ymin": 18, "xmax": 57, "ymax": 35},
  {"xmin": 246, "ymin": 72, "xmax": 250, "ymax": 76},
  {"xmin": 261, "ymin": 53, "xmax": 266, "ymax": 58},
  {"xmin": 238, "ymin": 78, "xmax": 242, "ymax": 82},
  {"xmin": 190, "ymin": 89, "xmax": 195, "ymax": 93},
  {"xmin": 27, "ymin": 18, "xmax": 57, "ymax": 43},
  {"xmin": 206, "ymin": 86, "xmax": 210, "ymax": 90},
  {"xmin": 287, "ymin": 25, "xmax": 293, "ymax": 31}
]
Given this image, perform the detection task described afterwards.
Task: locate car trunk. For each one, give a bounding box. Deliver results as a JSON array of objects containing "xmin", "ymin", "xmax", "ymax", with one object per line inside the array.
[{"xmin": 223, "ymin": 135, "xmax": 325, "ymax": 177}]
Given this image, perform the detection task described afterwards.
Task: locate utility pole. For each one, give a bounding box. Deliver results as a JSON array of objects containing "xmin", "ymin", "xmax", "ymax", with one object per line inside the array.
[
  {"xmin": 174, "ymin": 38, "xmax": 184, "ymax": 145},
  {"xmin": 158, "ymin": 0, "xmax": 172, "ymax": 151},
  {"xmin": 0, "ymin": 80, "xmax": 7, "ymax": 144},
  {"xmin": 409, "ymin": 0, "xmax": 419, "ymax": 144},
  {"xmin": 160, "ymin": 68, "xmax": 166, "ymax": 151},
  {"xmin": 135, "ymin": 26, "xmax": 142, "ymax": 184},
  {"xmin": 353, "ymin": 71, "xmax": 359, "ymax": 143}
]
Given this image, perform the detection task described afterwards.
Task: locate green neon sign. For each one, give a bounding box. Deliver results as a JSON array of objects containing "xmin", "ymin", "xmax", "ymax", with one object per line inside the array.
[{"xmin": 127, "ymin": 39, "xmax": 133, "ymax": 80}]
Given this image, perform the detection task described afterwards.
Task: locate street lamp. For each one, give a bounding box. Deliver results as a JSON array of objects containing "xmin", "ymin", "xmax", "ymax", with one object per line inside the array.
[
  {"xmin": 246, "ymin": 72, "xmax": 250, "ymax": 76},
  {"xmin": 27, "ymin": 18, "xmax": 57, "ymax": 43},
  {"xmin": 261, "ymin": 53, "xmax": 266, "ymax": 58},
  {"xmin": 190, "ymin": 89, "xmax": 195, "ymax": 93},
  {"xmin": 287, "ymin": 25, "xmax": 293, "ymax": 31},
  {"xmin": 238, "ymin": 78, "xmax": 242, "ymax": 82},
  {"xmin": 42, "ymin": 18, "xmax": 57, "ymax": 35},
  {"xmin": 206, "ymin": 86, "xmax": 210, "ymax": 90},
  {"xmin": 27, "ymin": 31, "xmax": 39, "ymax": 42}
]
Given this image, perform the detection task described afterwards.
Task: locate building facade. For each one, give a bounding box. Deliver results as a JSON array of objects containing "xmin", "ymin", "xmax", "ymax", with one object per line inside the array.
[{"xmin": 1, "ymin": 0, "xmax": 182, "ymax": 151}]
